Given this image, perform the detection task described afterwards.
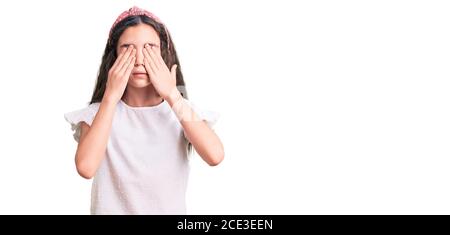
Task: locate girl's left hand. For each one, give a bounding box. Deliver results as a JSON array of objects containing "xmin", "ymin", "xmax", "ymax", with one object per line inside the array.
[{"xmin": 143, "ymin": 44, "xmax": 178, "ymax": 100}]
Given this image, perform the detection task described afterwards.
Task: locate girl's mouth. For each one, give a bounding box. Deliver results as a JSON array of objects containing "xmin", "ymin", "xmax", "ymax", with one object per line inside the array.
[{"xmin": 132, "ymin": 73, "xmax": 148, "ymax": 77}]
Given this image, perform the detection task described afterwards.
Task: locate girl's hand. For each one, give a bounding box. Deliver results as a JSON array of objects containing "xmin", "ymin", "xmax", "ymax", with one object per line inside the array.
[
  {"xmin": 143, "ymin": 44, "xmax": 178, "ymax": 101},
  {"xmin": 103, "ymin": 46, "xmax": 136, "ymax": 103}
]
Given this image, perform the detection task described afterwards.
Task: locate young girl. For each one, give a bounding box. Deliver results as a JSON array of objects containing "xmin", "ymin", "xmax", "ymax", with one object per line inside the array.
[{"xmin": 64, "ymin": 6, "xmax": 224, "ymax": 215}]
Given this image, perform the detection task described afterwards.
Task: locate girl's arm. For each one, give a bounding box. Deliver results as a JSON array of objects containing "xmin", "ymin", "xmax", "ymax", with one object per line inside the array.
[
  {"xmin": 168, "ymin": 93, "xmax": 225, "ymax": 166},
  {"xmin": 75, "ymin": 46, "xmax": 136, "ymax": 179},
  {"xmin": 142, "ymin": 45, "xmax": 224, "ymax": 166},
  {"xmin": 76, "ymin": 100, "xmax": 117, "ymax": 179}
]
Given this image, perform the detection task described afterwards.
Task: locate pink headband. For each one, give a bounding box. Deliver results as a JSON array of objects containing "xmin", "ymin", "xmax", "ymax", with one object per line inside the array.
[{"xmin": 109, "ymin": 6, "xmax": 171, "ymax": 52}]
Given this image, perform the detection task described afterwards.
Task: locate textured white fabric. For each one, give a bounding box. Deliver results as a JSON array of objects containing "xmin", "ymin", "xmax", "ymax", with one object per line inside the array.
[{"xmin": 64, "ymin": 99, "xmax": 218, "ymax": 215}]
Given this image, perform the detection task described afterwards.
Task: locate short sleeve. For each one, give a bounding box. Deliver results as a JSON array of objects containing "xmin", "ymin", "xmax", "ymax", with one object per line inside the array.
[
  {"xmin": 184, "ymin": 99, "xmax": 220, "ymax": 128},
  {"xmin": 180, "ymin": 99, "xmax": 220, "ymax": 143},
  {"xmin": 64, "ymin": 103, "xmax": 100, "ymax": 143}
]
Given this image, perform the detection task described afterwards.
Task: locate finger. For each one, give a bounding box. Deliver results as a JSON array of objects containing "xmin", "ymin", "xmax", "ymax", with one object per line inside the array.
[
  {"xmin": 171, "ymin": 64, "xmax": 178, "ymax": 80},
  {"xmin": 143, "ymin": 46, "xmax": 159, "ymax": 70},
  {"xmin": 116, "ymin": 46, "xmax": 128, "ymax": 63},
  {"xmin": 143, "ymin": 46, "xmax": 159, "ymax": 71},
  {"xmin": 115, "ymin": 46, "xmax": 134, "ymax": 71},
  {"xmin": 118, "ymin": 48, "xmax": 136, "ymax": 72},
  {"xmin": 143, "ymin": 57, "xmax": 157, "ymax": 81},
  {"xmin": 123, "ymin": 56, "xmax": 136, "ymax": 79},
  {"xmin": 146, "ymin": 45, "xmax": 164, "ymax": 68},
  {"xmin": 152, "ymin": 46, "xmax": 166, "ymax": 67},
  {"xmin": 119, "ymin": 53, "xmax": 135, "ymax": 75},
  {"xmin": 111, "ymin": 46, "xmax": 131, "ymax": 72}
]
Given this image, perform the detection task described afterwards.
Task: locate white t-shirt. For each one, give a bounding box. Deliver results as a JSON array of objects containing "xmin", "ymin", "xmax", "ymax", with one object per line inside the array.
[{"xmin": 64, "ymin": 99, "xmax": 218, "ymax": 215}]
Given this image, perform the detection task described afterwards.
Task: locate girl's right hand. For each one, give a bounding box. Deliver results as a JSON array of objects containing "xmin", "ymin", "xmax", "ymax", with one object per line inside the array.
[{"xmin": 103, "ymin": 46, "xmax": 136, "ymax": 104}]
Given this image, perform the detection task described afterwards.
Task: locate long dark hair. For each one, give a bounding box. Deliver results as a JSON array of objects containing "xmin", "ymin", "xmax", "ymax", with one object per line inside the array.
[
  {"xmin": 90, "ymin": 15, "xmax": 187, "ymax": 104},
  {"xmin": 91, "ymin": 14, "xmax": 192, "ymax": 154}
]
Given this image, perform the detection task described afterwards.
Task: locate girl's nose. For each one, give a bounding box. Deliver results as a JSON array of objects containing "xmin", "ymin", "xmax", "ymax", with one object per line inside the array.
[{"xmin": 135, "ymin": 47, "xmax": 144, "ymax": 66}]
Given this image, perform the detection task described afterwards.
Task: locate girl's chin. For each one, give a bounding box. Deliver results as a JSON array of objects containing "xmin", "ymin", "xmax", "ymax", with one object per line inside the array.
[{"xmin": 127, "ymin": 80, "xmax": 152, "ymax": 88}]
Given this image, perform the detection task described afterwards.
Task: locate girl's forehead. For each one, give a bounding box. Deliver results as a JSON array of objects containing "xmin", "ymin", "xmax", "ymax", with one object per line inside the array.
[{"xmin": 119, "ymin": 24, "xmax": 160, "ymax": 44}]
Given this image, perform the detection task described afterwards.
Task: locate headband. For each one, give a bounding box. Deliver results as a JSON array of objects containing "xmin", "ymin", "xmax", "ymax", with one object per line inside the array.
[{"xmin": 109, "ymin": 6, "xmax": 171, "ymax": 52}]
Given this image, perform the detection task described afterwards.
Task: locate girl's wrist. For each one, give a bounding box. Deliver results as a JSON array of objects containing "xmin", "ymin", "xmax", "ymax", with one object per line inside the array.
[
  {"xmin": 101, "ymin": 94, "xmax": 119, "ymax": 108},
  {"xmin": 166, "ymin": 88, "xmax": 182, "ymax": 107}
]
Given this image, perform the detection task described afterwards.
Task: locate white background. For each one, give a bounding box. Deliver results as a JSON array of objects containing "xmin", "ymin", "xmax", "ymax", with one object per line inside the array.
[{"xmin": 0, "ymin": 0, "xmax": 449, "ymax": 214}]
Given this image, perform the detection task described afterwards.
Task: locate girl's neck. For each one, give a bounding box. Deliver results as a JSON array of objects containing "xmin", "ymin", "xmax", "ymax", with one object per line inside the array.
[{"xmin": 121, "ymin": 85, "xmax": 163, "ymax": 107}]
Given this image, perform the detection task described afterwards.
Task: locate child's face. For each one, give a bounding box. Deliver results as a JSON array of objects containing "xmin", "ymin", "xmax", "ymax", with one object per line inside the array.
[{"xmin": 117, "ymin": 23, "xmax": 161, "ymax": 88}]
